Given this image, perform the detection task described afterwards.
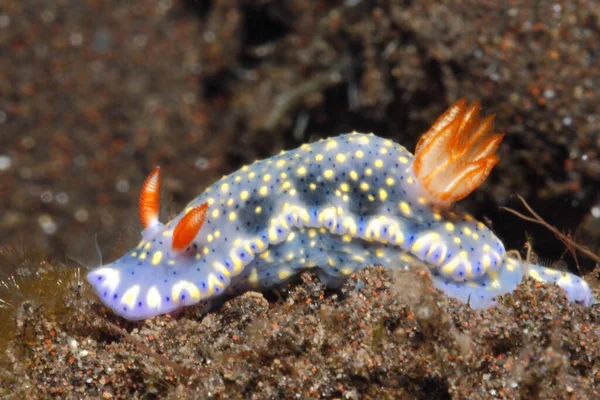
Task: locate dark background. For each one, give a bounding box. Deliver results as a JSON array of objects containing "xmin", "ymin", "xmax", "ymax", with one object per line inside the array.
[{"xmin": 1, "ymin": 0, "xmax": 599, "ymax": 271}]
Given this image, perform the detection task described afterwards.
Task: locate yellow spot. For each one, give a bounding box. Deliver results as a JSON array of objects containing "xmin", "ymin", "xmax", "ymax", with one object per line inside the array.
[
  {"xmin": 340, "ymin": 183, "xmax": 350, "ymax": 192},
  {"xmin": 342, "ymin": 234, "xmax": 352, "ymax": 242},
  {"xmin": 259, "ymin": 250, "xmax": 271, "ymax": 260},
  {"xmin": 249, "ymin": 268, "xmax": 259, "ymax": 286},
  {"xmin": 336, "ymin": 153, "xmax": 346, "ymax": 163},
  {"xmin": 418, "ymin": 197, "xmax": 427, "ymax": 205},
  {"xmin": 120, "ymin": 285, "xmax": 141, "ymax": 308},
  {"xmin": 328, "ymin": 257, "xmax": 336, "ymax": 267},
  {"xmin": 411, "ymin": 232, "xmax": 438, "ymax": 252},
  {"xmin": 234, "ymin": 176, "xmax": 242, "ymax": 182},
  {"xmin": 296, "ymin": 166, "xmax": 307, "ymax": 176},
  {"xmin": 358, "ymin": 136, "xmax": 369, "ymax": 144},
  {"xmin": 315, "ymin": 154, "xmax": 324, "ymax": 161},
  {"xmin": 386, "ymin": 177, "xmax": 395, "ymax": 186},
  {"xmin": 212, "ymin": 209, "xmax": 220, "ymax": 218},
  {"xmin": 482, "ymin": 254, "xmax": 491, "ymax": 269},
  {"xmin": 445, "ymin": 222, "xmax": 454, "ymax": 231},
  {"xmin": 323, "ymin": 169, "xmax": 334, "ymax": 179},
  {"xmin": 290, "ymin": 189, "xmax": 297, "ymax": 196},
  {"xmin": 144, "ymin": 242, "xmax": 152, "ymax": 250},
  {"xmin": 230, "ymin": 253, "xmax": 243, "ymax": 273},
  {"xmin": 259, "ymin": 186, "xmax": 268, "ymax": 196},
  {"xmin": 203, "ymin": 247, "xmax": 209, "ymax": 255},
  {"xmin": 240, "ymin": 190, "xmax": 249, "ymax": 200},
  {"xmin": 352, "ymin": 255, "xmax": 365, "ymax": 263},
  {"xmin": 263, "ymin": 174, "xmax": 272, "ymax": 182},
  {"xmin": 241, "ymin": 165, "xmax": 249, "ymax": 171},
  {"xmin": 227, "ymin": 198, "xmax": 234, "ymax": 206},
  {"xmin": 365, "ymin": 168, "xmax": 372, "ymax": 176},
  {"xmin": 543, "ymin": 268, "xmax": 561, "ymax": 276},
  {"xmin": 131, "ymin": 252, "xmax": 137, "ymax": 257},
  {"xmin": 308, "ymin": 229, "xmax": 317, "ymax": 238},
  {"xmin": 309, "ymin": 183, "xmax": 317, "ymax": 190},
  {"xmin": 453, "ymin": 237, "xmax": 461, "ymax": 244},
  {"xmin": 282, "ymin": 181, "xmax": 291, "ymax": 190},
  {"xmin": 483, "ymin": 244, "xmax": 491, "ymax": 252},
  {"xmin": 433, "ymin": 212, "xmax": 442, "ymax": 221},
  {"xmin": 472, "ymin": 233, "xmax": 479, "ymax": 240},
  {"xmin": 374, "ymin": 159, "xmax": 383, "ymax": 168},
  {"xmin": 276, "ymin": 159, "xmax": 286, "ymax": 167},
  {"xmin": 341, "ymin": 267, "xmax": 353, "ymax": 275},
  {"xmin": 268, "ymin": 227, "xmax": 278, "ymax": 242},
  {"xmin": 368, "ymin": 194, "xmax": 375, "ymax": 202},
  {"xmin": 325, "ymin": 140, "xmax": 338, "ymax": 150},
  {"xmin": 286, "ymin": 252, "xmax": 294, "ymax": 261},
  {"xmin": 384, "ymin": 139, "xmax": 393, "ymax": 147},
  {"xmin": 172, "ymin": 280, "xmax": 201, "ymax": 301},
  {"xmin": 380, "ymin": 148, "xmax": 388, "ymax": 155},
  {"xmin": 229, "ymin": 211, "xmax": 237, "ymax": 221},
  {"xmin": 379, "ymin": 188, "xmax": 388, "ymax": 201},
  {"xmin": 286, "ymin": 232, "xmax": 297, "ymax": 243},
  {"xmin": 152, "ymin": 251, "xmax": 163, "ymax": 265},
  {"xmin": 527, "ymin": 269, "xmax": 544, "ymax": 282},
  {"xmin": 207, "ymin": 274, "xmax": 225, "ymax": 294},
  {"xmin": 506, "ymin": 258, "xmax": 518, "ymax": 271},
  {"xmin": 355, "ymin": 150, "xmax": 364, "ymax": 158},
  {"xmin": 220, "ymin": 183, "xmax": 229, "ymax": 193},
  {"xmin": 375, "ymin": 249, "xmax": 385, "ymax": 258},
  {"xmin": 463, "ymin": 227, "xmax": 472, "ymax": 235},
  {"xmin": 399, "ymin": 156, "xmax": 408, "ymax": 164},
  {"xmin": 213, "ymin": 262, "xmax": 231, "ymax": 278},
  {"xmin": 400, "ymin": 202, "xmax": 411, "ymax": 216},
  {"xmin": 278, "ymin": 269, "xmax": 292, "ymax": 280},
  {"xmin": 360, "ymin": 182, "xmax": 369, "ymax": 191},
  {"xmin": 280, "ymin": 172, "xmax": 288, "ymax": 179},
  {"xmin": 207, "ymin": 197, "xmax": 215, "ymax": 205},
  {"xmin": 207, "ymin": 234, "xmax": 214, "ymax": 243},
  {"xmin": 139, "ymin": 252, "xmax": 147, "ymax": 260},
  {"xmin": 557, "ymin": 273, "xmax": 572, "ymax": 286},
  {"xmin": 406, "ymin": 177, "xmax": 414, "ymax": 184},
  {"xmin": 146, "ymin": 286, "xmax": 161, "ymax": 308},
  {"xmin": 248, "ymin": 172, "xmax": 256, "ymax": 179},
  {"xmin": 349, "ymin": 170, "xmax": 358, "ymax": 180},
  {"xmin": 441, "ymin": 256, "xmax": 460, "ymax": 275}
]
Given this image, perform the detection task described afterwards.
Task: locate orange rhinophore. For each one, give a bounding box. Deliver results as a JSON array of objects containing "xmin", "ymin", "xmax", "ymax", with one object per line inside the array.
[
  {"xmin": 413, "ymin": 99, "xmax": 504, "ymax": 206},
  {"xmin": 139, "ymin": 167, "xmax": 161, "ymax": 229},
  {"xmin": 172, "ymin": 203, "xmax": 209, "ymax": 251}
]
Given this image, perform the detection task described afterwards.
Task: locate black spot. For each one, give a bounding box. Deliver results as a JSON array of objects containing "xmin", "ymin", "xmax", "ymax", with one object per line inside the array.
[
  {"xmin": 237, "ymin": 193, "xmax": 274, "ymax": 233},
  {"xmin": 345, "ymin": 180, "xmax": 381, "ymax": 217}
]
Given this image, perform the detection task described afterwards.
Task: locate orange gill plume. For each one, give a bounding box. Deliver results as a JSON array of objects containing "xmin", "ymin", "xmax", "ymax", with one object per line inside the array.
[
  {"xmin": 139, "ymin": 167, "xmax": 161, "ymax": 229},
  {"xmin": 412, "ymin": 99, "xmax": 504, "ymax": 207},
  {"xmin": 172, "ymin": 203, "xmax": 209, "ymax": 251}
]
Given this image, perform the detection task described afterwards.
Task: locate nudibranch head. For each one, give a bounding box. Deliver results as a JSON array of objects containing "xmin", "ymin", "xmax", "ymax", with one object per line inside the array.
[
  {"xmin": 412, "ymin": 99, "xmax": 504, "ymax": 207},
  {"xmin": 87, "ymin": 168, "xmax": 210, "ymax": 320}
]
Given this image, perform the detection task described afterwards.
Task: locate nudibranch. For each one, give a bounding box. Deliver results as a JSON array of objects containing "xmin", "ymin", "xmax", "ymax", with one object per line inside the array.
[{"xmin": 87, "ymin": 99, "xmax": 595, "ymax": 320}]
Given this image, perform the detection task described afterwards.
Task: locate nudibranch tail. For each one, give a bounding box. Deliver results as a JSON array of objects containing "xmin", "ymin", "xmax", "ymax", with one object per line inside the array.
[
  {"xmin": 172, "ymin": 203, "xmax": 209, "ymax": 251},
  {"xmin": 413, "ymin": 99, "xmax": 503, "ymax": 206},
  {"xmin": 139, "ymin": 166, "xmax": 161, "ymax": 229}
]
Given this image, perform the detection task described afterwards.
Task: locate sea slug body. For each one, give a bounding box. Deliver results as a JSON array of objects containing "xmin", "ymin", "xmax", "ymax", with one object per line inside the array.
[{"xmin": 87, "ymin": 99, "xmax": 596, "ymax": 320}]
